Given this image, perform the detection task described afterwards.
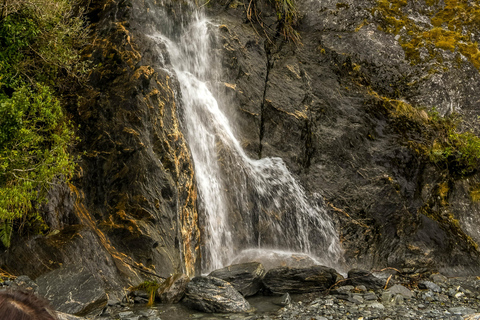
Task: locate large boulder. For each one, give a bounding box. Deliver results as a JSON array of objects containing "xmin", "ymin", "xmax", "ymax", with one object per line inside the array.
[
  {"xmin": 36, "ymin": 265, "xmax": 107, "ymax": 316},
  {"xmin": 262, "ymin": 265, "xmax": 338, "ymax": 294},
  {"xmin": 347, "ymin": 269, "xmax": 387, "ymax": 290},
  {"xmin": 183, "ymin": 276, "xmax": 251, "ymax": 313},
  {"xmin": 157, "ymin": 274, "xmax": 190, "ymax": 303},
  {"xmin": 209, "ymin": 262, "xmax": 266, "ymax": 296}
]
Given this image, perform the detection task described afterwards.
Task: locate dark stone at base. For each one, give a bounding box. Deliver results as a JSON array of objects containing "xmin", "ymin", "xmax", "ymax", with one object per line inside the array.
[
  {"xmin": 157, "ymin": 273, "xmax": 190, "ymax": 303},
  {"xmin": 36, "ymin": 265, "xmax": 107, "ymax": 316},
  {"xmin": 183, "ymin": 276, "xmax": 251, "ymax": 313},
  {"xmin": 209, "ymin": 262, "xmax": 266, "ymax": 297},
  {"xmin": 262, "ymin": 265, "xmax": 338, "ymax": 294},
  {"xmin": 347, "ymin": 269, "xmax": 387, "ymax": 290}
]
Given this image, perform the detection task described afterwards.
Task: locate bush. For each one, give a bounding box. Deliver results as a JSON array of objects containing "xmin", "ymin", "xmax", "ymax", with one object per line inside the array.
[{"xmin": 0, "ymin": 0, "xmax": 86, "ymax": 247}]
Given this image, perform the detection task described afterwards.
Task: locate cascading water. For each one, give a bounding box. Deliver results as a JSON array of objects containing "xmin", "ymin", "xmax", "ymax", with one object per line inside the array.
[{"xmin": 149, "ymin": 4, "xmax": 343, "ymax": 272}]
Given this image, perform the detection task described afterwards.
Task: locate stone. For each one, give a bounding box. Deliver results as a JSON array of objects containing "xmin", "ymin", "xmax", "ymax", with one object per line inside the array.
[
  {"xmin": 430, "ymin": 273, "xmax": 448, "ymax": 284},
  {"xmin": 183, "ymin": 276, "xmax": 250, "ymax": 313},
  {"xmin": 36, "ymin": 265, "xmax": 107, "ymax": 316},
  {"xmin": 448, "ymin": 306, "xmax": 476, "ymax": 315},
  {"xmin": 385, "ymin": 284, "xmax": 414, "ymax": 299},
  {"xmin": 368, "ymin": 302, "xmax": 385, "ymax": 309},
  {"xmin": 364, "ymin": 292, "xmax": 377, "ymax": 301},
  {"xmin": 262, "ymin": 265, "xmax": 338, "ymax": 294},
  {"xmin": 56, "ymin": 313, "xmax": 84, "ymax": 320},
  {"xmin": 208, "ymin": 262, "xmax": 266, "ymax": 297},
  {"xmin": 157, "ymin": 273, "xmax": 190, "ymax": 303},
  {"xmin": 346, "ymin": 269, "xmax": 386, "ymax": 290},
  {"xmin": 418, "ymin": 281, "xmax": 441, "ymax": 293}
]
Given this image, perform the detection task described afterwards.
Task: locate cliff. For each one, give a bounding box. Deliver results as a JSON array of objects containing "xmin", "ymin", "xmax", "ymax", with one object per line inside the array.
[{"xmin": 1, "ymin": 0, "xmax": 480, "ymax": 295}]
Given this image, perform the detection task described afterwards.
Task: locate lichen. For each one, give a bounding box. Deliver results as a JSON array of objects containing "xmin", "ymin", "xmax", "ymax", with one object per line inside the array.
[{"xmin": 372, "ymin": 0, "xmax": 480, "ymax": 70}]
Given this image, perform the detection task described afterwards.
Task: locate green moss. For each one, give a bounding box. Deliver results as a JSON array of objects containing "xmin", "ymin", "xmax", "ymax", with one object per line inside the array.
[
  {"xmin": 373, "ymin": 0, "xmax": 480, "ymax": 70},
  {"xmin": 369, "ymin": 89, "xmax": 480, "ymax": 177},
  {"xmin": 130, "ymin": 281, "xmax": 161, "ymax": 306}
]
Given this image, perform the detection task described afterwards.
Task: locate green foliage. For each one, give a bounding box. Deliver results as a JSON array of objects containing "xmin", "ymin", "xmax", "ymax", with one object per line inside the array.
[
  {"xmin": 371, "ymin": 90, "xmax": 480, "ymax": 176},
  {"xmin": 0, "ymin": 0, "xmax": 86, "ymax": 247}
]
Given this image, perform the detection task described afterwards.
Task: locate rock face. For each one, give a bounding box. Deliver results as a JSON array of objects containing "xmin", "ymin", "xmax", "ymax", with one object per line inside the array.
[
  {"xmin": 206, "ymin": 0, "xmax": 480, "ymax": 274},
  {"xmin": 157, "ymin": 273, "xmax": 190, "ymax": 304},
  {"xmin": 209, "ymin": 262, "xmax": 266, "ymax": 297},
  {"xmin": 183, "ymin": 276, "xmax": 251, "ymax": 313},
  {"xmin": 36, "ymin": 265, "xmax": 107, "ymax": 316},
  {"xmin": 262, "ymin": 266, "xmax": 338, "ymax": 294}
]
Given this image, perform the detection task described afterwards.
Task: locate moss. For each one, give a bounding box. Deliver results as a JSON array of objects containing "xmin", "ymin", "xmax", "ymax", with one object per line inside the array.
[
  {"xmin": 369, "ymin": 89, "xmax": 480, "ymax": 177},
  {"xmin": 373, "ymin": 0, "xmax": 480, "ymax": 70},
  {"xmin": 130, "ymin": 281, "xmax": 161, "ymax": 306}
]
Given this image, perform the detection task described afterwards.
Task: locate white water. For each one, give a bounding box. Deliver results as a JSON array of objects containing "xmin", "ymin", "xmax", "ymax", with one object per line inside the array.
[{"xmin": 150, "ymin": 7, "xmax": 343, "ymax": 272}]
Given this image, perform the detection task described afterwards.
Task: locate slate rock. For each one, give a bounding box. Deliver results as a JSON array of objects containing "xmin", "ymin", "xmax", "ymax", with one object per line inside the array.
[
  {"xmin": 36, "ymin": 265, "xmax": 107, "ymax": 316},
  {"xmin": 347, "ymin": 269, "xmax": 386, "ymax": 290},
  {"xmin": 385, "ymin": 284, "xmax": 414, "ymax": 299},
  {"xmin": 157, "ymin": 273, "xmax": 190, "ymax": 303},
  {"xmin": 209, "ymin": 262, "xmax": 265, "ymax": 297},
  {"xmin": 262, "ymin": 265, "xmax": 338, "ymax": 294},
  {"xmin": 183, "ymin": 276, "xmax": 250, "ymax": 313},
  {"xmin": 418, "ymin": 280, "xmax": 441, "ymax": 293},
  {"xmin": 57, "ymin": 313, "xmax": 84, "ymax": 320}
]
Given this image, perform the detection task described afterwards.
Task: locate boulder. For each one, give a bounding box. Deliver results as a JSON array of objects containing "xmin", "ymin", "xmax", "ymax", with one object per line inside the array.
[
  {"xmin": 347, "ymin": 269, "xmax": 386, "ymax": 290},
  {"xmin": 208, "ymin": 262, "xmax": 266, "ymax": 296},
  {"xmin": 385, "ymin": 284, "xmax": 414, "ymax": 299},
  {"xmin": 157, "ymin": 274, "xmax": 190, "ymax": 303},
  {"xmin": 36, "ymin": 265, "xmax": 107, "ymax": 316},
  {"xmin": 262, "ymin": 265, "xmax": 338, "ymax": 294},
  {"xmin": 183, "ymin": 276, "xmax": 250, "ymax": 313}
]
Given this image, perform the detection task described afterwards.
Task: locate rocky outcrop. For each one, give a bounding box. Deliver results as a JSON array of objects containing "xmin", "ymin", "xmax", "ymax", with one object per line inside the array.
[
  {"xmin": 207, "ymin": 0, "xmax": 480, "ymax": 275},
  {"xmin": 183, "ymin": 276, "xmax": 251, "ymax": 313},
  {"xmin": 209, "ymin": 262, "xmax": 266, "ymax": 297}
]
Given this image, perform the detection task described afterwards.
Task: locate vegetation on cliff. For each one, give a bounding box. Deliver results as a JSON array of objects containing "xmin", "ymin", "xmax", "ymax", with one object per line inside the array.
[
  {"xmin": 374, "ymin": 0, "xmax": 480, "ymax": 70},
  {"xmin": 0, "ymin": 0, "xmax": 87, "ymax": 247}
]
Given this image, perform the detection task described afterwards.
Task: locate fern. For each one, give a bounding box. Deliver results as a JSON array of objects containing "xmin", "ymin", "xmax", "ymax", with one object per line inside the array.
[{"xmin": 0, "ymin": 220, "xmax": 13, "ymax": 248}]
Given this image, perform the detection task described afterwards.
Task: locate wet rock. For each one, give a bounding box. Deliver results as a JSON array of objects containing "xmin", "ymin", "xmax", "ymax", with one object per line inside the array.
[
  {"xmin": 157, "ymin": 273, "xmax": 190, "ymax": 303},
  {"xmin": 36, "ymin": 265, "xmax": 107, "ymax": 316},
  {"xmin": 262, "ymin": 265, "xmax": 338, "ymax": 294},
  {"xmin": 183, "ymin": 276, "xmax": 251, "ymax": 313},
  {"xmin": 347, "ymin": 269, "xmax": 386, "ymax": 290},
  {"xmin": 209, "ymin": 262, "xmax": 266, "ymax": 297}
]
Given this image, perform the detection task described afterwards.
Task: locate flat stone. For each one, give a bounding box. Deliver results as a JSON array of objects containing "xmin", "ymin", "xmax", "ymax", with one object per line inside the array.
[
  {"xmin": 36, "ymin": 265, "xmax": 107, "ymax": 316},
  {"xmin": 347, "ymin": 269, "xmax": 386, "ymax": 290},
  {"xmin": 448, "ymin": 306, "xmax": 476, "ymax": 315},
  {"xmin": 418, "ymin": 281, "xmax": 441, "ymax": 293},
  {"xmin": 209, "ymin": 262, "xmax": 265, "ymax": 297},
  {"xmin": 368, "ymin": 302, "xmax": 385, "ymax": 309},
  {"xmin": 183, "ymin": 276, "xmax": 250, "ymax": 313},
  {"xmin": 386, "ymin": 284, "xmax": 414, "ymax": 299},
  {"xmin": 262, "ymin": 265, "xmax": 338, "ymax": 294}
]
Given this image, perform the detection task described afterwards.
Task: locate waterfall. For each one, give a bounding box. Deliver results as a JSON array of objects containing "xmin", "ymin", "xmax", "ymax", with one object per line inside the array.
[{"xmin": 149, "ymin": 5, "xmax": 343, "ymax": 272}]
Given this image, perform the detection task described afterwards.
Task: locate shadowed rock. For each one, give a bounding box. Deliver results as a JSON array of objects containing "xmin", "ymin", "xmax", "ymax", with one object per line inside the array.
[
  {"xmin": 209, "ymin": 262, "xmax": 266, "ymax": 296},
  {"xmin": 262, "ymin": 265, "xmax": 338, "ymax": 294},
  {"xmin": 37, "ymin": 265, "xmax": 107, "ymax": 316},
  {"xmin": 183, "ymin": 276, "xmax": 251, "ymax": 313},
  {"xmin": 157, "ymin": 274, "xmax": 190, "ymax": 303},
  {"xmin": 347, "ymin": 269, "xmax": 386, "ymax": 290}
]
